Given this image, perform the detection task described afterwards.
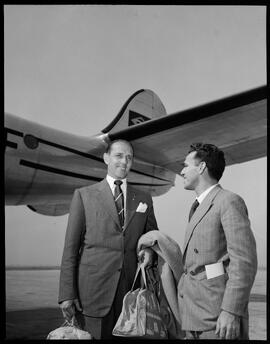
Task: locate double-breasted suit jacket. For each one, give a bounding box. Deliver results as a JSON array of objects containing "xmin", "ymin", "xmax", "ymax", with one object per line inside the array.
[
  {"xmin": 58, "ymin": 179, "xmax": 158, "ymax": 317},
  {"xmin": 178, "ymin": 185, "xmax": 257, "ymax": 333}
]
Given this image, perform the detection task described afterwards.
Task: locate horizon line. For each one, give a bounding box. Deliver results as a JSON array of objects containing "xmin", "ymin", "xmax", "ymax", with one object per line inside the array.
[{"xmin": 6, "ymin": 265, "xmax": 267, "ymax": 270}]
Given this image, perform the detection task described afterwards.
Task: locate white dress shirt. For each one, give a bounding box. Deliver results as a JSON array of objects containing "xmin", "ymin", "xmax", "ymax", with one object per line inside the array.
[{"xmin": 197, "ymin": 184, "xmax": 218, "ymax": 204}]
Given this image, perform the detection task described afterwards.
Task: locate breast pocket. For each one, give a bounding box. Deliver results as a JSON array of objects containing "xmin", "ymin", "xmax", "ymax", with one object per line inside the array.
[{"xmin": 130, "ymin": 210, "xmax": 147, "ymax": 226}]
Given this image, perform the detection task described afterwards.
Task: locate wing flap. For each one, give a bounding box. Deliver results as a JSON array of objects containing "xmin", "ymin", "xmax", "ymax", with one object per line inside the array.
[{"xmin": 108, "ymin": 86, "xmax": 267, "ymax": 173}]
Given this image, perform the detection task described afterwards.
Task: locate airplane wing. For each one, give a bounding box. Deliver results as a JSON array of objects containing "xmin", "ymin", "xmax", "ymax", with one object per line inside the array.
[
  {"xmin": 5, "ymin": 85, "xmax": 266, "ymax": 216},
  {"xmin": 107, "ymin": 85, "xmax": 267, "ymax": 174}
]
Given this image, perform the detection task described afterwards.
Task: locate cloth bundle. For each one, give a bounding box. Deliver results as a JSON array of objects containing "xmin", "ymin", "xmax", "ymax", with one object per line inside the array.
[
  {"xmin": 137, "ymin": 230, "xmax": 185, "ymax": 339},
  {"xmin": 47, "ymin": 317, "xmax": 92, "ymax": 340}
]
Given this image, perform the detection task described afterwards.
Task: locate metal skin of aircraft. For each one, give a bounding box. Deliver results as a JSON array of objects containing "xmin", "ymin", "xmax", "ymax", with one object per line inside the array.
[{"xmin": 5, "ymin": 85, "xmax": 267, "ymax": 216}]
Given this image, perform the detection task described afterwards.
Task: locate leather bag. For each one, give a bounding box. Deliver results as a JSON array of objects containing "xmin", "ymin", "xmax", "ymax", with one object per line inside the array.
[{"xmin": 112, "ymin": 263, "xmax": 167, "ymax": 339}]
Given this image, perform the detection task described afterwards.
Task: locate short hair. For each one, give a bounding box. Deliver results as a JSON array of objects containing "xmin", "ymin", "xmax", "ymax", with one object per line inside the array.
[
  {"xmin": 188, "ymin": 143, "xmax": 226, "ymax": 181},
  {"xmin": 106, "ymin": 139, "xmax": 134, "ymax": 156}
]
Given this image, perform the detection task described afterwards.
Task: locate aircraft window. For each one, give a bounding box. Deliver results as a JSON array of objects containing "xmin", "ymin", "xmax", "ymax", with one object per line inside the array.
[{"xmin": 24, "ymin": 134, "xmax": 39, "ymax": 149}]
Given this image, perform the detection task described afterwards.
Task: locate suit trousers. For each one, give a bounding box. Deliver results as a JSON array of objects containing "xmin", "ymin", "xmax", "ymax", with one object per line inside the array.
[
  {"xmin": 185, "ymin": 317, "xmax": 249, "ymax": 340},
  {"xmin": 76, "ymin": 267, "xmax": 129, "ymax": 340},
  {"xmin": 185, "ymin": 330, "xmax": 221, "ymax": 340}
]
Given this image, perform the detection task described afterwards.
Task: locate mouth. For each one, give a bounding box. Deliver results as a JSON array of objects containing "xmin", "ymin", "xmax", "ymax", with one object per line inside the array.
[{"xmin": 116, "ymin": 166, "xmax": 127, "ymax": 174}]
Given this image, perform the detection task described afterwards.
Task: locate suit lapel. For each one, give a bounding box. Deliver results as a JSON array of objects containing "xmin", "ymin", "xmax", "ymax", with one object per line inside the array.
[
  {"xmin": 123, "ymin": 185, "xmax": 138, "ymax": 231},
  {"xmin": 96, "ymin": 179, "xmax": 122, "ymax": 230},
  {"xmin": 183, "ymin": 185, "xmax": 222, "ymax": 257},
  {"xmin": 96, "ymin": 181, "xmax": 143, "ymax": 232}
]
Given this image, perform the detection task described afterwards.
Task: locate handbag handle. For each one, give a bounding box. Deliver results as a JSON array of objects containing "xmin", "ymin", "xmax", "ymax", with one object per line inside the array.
[
  {"xmin": 131, "ymin": 263, "xmax": 147, "ymax": 291},
  {"xmin": 62, "ymin": 316, "xmax": 76, "ymax": 327}
]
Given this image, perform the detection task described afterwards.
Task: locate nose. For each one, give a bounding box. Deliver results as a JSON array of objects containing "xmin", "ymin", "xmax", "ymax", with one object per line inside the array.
[
  {"xmin": 180, "ymin": 167, "xmax": 185, "ymax": 177},
  {"xmin": 120, "ymin": 156, "xmax": 128, "ymax": 165}
]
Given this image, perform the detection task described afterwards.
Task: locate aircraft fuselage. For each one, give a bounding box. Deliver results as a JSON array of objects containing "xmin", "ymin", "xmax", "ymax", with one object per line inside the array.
[{"xmin": 5, "ymin": 113, "xmax": 175, "ymax": 215}]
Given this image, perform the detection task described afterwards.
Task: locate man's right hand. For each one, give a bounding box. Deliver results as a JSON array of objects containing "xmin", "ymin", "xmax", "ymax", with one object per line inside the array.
[{"xmin": 60, "ymin": 299, "xmax": 82, "ymax": 322}]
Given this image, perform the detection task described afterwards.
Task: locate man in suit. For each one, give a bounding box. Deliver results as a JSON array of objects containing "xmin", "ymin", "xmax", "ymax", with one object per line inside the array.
[
  {"xmin": 178, "ymin": 143, "xmax": 257, "ymax": 340},
  {"xmin": 58, "ymin": 139, "xmax": 158, "ymax": 339}
]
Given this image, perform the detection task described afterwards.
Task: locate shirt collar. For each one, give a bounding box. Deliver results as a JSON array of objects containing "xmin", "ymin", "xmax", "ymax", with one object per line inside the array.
[
  {"xmin": 197, "ymin": 184, "xmax": 218, "ymax": 204},
  {"xmin": 106, "ymin": 174, "xmax": 127, "ymax": 193}
]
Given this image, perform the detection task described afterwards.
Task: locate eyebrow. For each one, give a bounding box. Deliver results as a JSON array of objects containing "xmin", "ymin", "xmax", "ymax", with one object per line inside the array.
[{"xmin": 115, "ymin": 152, "xmax": 132, "ymax": 157}]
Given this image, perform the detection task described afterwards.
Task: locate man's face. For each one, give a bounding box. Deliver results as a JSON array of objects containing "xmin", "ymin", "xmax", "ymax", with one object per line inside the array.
[
  {"xmin": 103, "ymin": 141, "xmax": 133, "ymax": 179},
  {"xmin": 180, "ymin": 151, "xmax": 201, "ymax": 190}
]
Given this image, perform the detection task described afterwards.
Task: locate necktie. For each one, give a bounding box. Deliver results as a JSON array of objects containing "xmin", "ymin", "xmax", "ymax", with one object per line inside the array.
[
  {"xmin": 114, "ymin": 180, "xmax": 125, "ymax": 228},
  {"xmin": 188, "ymin": 199, "xmax": 199, "ymax": 221}
]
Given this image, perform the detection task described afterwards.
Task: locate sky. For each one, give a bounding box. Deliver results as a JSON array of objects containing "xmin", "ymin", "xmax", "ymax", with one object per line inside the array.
[{"xmin": 4, "ymin": 5, "xmax": 266, "ymax": 267}]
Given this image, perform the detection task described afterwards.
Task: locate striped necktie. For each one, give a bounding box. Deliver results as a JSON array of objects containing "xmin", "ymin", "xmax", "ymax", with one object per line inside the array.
[
  {"xmin": 114, "ymin": 180, "xmax": 125, "ymax": 228},
  {"xmin": 188, "ymin": 199, "xmax": 199, "ymax": 221}
]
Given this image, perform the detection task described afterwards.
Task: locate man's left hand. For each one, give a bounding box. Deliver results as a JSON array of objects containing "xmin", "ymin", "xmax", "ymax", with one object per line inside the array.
[
  {"xmin": 138, "ymin": 248, "xmax": 153, "ymax": 267},
  {"xmin": 215, "ymin": 310, "xmax": 240, "ymax": 339}
]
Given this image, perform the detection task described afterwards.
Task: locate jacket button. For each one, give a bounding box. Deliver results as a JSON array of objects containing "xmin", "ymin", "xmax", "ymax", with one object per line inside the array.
[{"xmin": 194, "ymin": 248, "xmax": 199, "ymax": 253}]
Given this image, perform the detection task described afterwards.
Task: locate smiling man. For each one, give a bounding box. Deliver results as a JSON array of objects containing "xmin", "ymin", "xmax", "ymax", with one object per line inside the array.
[
  {"xmin": 58, "ymin": 139, "xmax": 158, "ymax": 339},
  {"xmin": 178, "ymin": 143, "xmax": 257, "ymax": 340}
]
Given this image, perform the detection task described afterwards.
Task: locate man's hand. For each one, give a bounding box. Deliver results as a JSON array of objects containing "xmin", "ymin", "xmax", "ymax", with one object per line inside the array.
[
  {"xmin": 138, "ymin": 248, "xmax": 153, "ymax": 267},
  {"xmin": 60, "ymin": 299, "xmax": 82, "ymax": 322},
  {"xmin": 215, "ymin": 310, "xmax": 240, "ymax": 339}
]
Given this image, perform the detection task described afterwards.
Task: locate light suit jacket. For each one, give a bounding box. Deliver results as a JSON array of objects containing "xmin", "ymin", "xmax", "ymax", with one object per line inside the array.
[
  {"xmin": 178, "ymin": 185, "xmax": 257, "ymax": 335},
  {"xmin": 58, "ymin": 179, "xmax": 158, "ymax": 317}
]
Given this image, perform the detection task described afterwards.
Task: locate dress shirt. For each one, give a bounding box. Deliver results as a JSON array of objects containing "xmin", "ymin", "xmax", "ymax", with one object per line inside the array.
[
  {"xmin": 106, "ymin": 175, "xmax": 127, "ymax": 215},
  {"xmin": 197, "ymin": 184, "xmax": 218, "ymax": 204}
]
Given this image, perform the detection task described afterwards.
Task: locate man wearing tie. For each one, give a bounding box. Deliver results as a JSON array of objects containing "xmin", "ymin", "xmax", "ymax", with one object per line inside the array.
[
  {"xmin": 179, "ymin": 143, "xmax": 257, "ymax": 340},
  {"xmin": 58, "ymin": 139, "xmax": 158, "ymax": 339}
]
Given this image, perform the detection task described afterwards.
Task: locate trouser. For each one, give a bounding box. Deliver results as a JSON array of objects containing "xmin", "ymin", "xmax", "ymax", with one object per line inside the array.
[
  {"xmin": 76, "ymin": 268, "xmax": 129, "ymax": 340},
  {"xmin": 185, "ymin": 317, "xmax": 249, "ymax": 340},
  {"xmin": 185, "ymin": 330, "xmax": 222, "ymax": 340}
]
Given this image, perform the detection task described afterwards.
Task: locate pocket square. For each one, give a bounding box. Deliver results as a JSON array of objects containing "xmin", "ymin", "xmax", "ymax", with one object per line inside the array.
[{"xmin": 136, "ymin": 202, "xmax": 148, "ymax": 213}]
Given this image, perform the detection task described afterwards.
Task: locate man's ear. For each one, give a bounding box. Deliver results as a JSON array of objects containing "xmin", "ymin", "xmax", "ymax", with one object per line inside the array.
[
  {"xmin": 103, "ymin": 152, "xmax": 109, "ymax": 165},
  {"xmin": 199, "ymin": 161, "xmax": 206, "ymax": 174}
]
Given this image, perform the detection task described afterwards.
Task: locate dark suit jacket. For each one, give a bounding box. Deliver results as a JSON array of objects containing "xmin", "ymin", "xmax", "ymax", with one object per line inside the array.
[
  {"xmin": 58, "ymin": 179, "xmax": 158, "ymax": 317},
  {"xmin": 178, "ymin": 185, "xmax": 257, "ymax": 336}
]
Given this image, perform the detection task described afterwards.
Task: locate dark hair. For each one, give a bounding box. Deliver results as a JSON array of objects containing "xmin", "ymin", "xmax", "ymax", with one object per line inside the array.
[
  {"xmin": 189, "ymin": 143, "xmax": 225, "ymax": 181},
  {"xmin": 106, "ymin": 139, "xmax": 134, "ymax": 156}
]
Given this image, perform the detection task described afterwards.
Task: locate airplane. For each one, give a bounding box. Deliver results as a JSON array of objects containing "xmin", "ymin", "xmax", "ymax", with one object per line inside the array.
[{"xmin": 5, "ymin": 85, "xmax": 267, "ymax": 216}]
